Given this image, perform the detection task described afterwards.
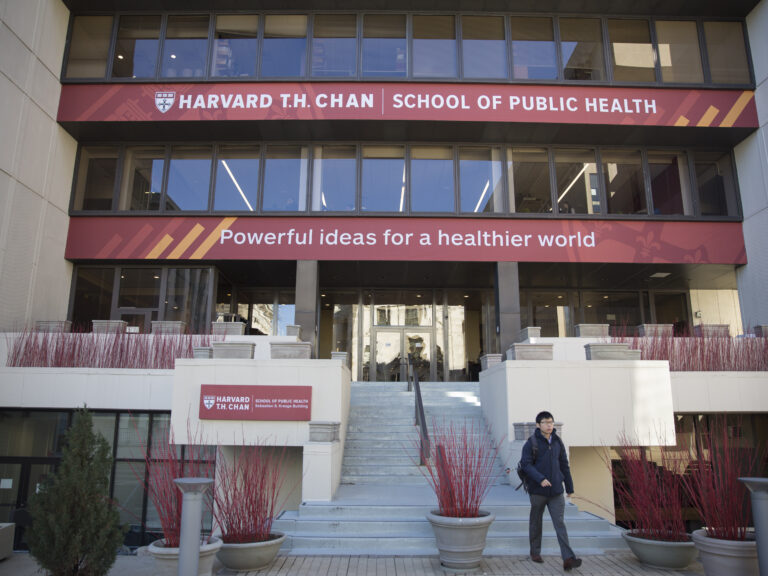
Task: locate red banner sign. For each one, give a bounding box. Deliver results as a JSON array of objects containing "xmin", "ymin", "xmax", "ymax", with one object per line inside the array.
[
  {"xmin": 199, "ymin": 384, "xmax": 312, "ymax": 421},
  {"xmin": 57, "ymin": 82, "xmax": 757, "ymax": 128},
  {"xmin": 66, "ymin": 216, "xmax": 746, "ymax": 265}
]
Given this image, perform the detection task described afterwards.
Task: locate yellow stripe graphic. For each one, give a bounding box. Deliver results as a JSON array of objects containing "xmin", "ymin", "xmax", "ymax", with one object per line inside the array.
[
  {"xmin": 145, "ymin": 234, "xmax": 174, "ymax": 259},
  {"xmin": 720, "ymin": 91, "xmax": 754, "ymax": 127},
  {"xmin": 674, "ymin": 116, "xmax": 690, "ymax": 127},
  {"xmin": 168, "ymin": 223, "xmax": 205, "ymax": 259},
  {"xmin": 696, "ymin": 105, "xmax": 719, "ymax": 127},
  {"xmin": 190, "ymin": 218, "xmax": 238, "ymax": 260}
]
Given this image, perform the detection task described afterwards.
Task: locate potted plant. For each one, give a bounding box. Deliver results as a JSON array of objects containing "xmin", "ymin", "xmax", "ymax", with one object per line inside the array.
[
  {"xmin": 213, "ymin": 443, "xmax": 291, "ymax": 572},
  {"xmin": 681, "ymin": 416, "xmax": 762, "ymax": 576},
  {"xmin": 417, "ymin": 420, "xmax": 499, "ymax": 571}
]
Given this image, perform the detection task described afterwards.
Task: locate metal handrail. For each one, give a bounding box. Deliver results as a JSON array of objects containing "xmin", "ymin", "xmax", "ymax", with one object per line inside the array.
[{"xmin": 407, "ymin": 352, "xmax": 430, "ymax": 465}]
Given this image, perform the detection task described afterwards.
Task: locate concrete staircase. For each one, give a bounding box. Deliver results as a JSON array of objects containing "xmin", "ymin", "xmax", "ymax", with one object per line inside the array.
[{"xmin": 273, "ymin": 381, "xmax": 626, "ymax": 556}]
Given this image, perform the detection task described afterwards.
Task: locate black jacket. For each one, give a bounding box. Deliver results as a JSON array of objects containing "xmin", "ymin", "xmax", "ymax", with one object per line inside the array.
[{"xmin": 521, "ymin": 428, "xmax": 574, "ymax": 497}]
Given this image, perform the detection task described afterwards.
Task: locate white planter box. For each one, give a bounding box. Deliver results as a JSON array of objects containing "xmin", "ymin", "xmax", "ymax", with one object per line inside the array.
[
  {"xmin": 270, "ymin": 342, "xmax": 312, "ymax": 359},
  {"xmin": 151, "ymin": 321, "xmax": 187, "ymax": 334},
  {"xmin": 211, "ymin": 322, "xmax": 246, "ymax": 336},
  {"xmin": 212, "ymin": 342, "xmax": 255, "ymax": 359},
  {"xmin": 91, "ymin": 320, "xmax": 127, "ymax": 334},
  {"xmin": 479, "ymin": 353, "xmax": 503, "ymax": 371},
  {"xmin": 584, "ymin": 343, "xmax": 641, "ymax": 360},
  {"xmin": 35, "ymin": 320, "xmax": 72, "ymax": 333},
  {"xmin": 637, "ymin": 324, "xmax": 673, "ymax": 337},
  {"xmin": 575, "ymin": 324, "xmax": 609, "ymax": 337},
  {"xmin": 507, "ymin": 343, "xmax": 553, "ymax": 360}
]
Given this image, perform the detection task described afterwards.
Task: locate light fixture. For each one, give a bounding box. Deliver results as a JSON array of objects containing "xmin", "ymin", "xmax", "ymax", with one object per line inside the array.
[
  {"xmin": 557, "ymin": 295, "xmax": 564, "ymax": 299},
  {"xmin": 153, "ymin": 275, "xmax": 160, "ymax": 279},
  {"xmin": 463, "ymin": 294, "xmax": 469, "ymax": 299},
  {"xmin": 587, "ymin": 304, "xmax": 593, "ymax": 308},
  {"xmin": 170, "ymin": 54, "xmax": 177, "ymax": 59},
  {"xmin": 116, "ymin": 54, "xmax": 124, "ymax": 60},
  {"xmin": 416, "ymin": 294, "xmax": 422, "ymax": 298},
  {"xmin": 321, "ymin": 294, "xmax": 326, "ymax": 298},
  {"xmin": 603, "ymin": 295, "xmax": 609, "ymax": 299},
  {"xmin": 649, "ymin": 272, "xmax": 671, "ymax": 278}
]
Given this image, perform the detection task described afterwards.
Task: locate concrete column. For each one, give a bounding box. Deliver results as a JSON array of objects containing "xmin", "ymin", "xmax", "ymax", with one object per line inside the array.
[
  {"xmin": 295, "ymin": 260, "xmax": 319, "ymax": 355},
  {"xmin": 174, "ymin": 478, "xmax": 213, "ymax": 576},
  {"xmin": 495, "ymin": 262, "xmax": 521, "ymax": 355}
]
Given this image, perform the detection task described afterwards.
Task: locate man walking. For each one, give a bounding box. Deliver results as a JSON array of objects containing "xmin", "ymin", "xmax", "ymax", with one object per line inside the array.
[{"xmin": 521, "ymin": 411, "xmax": 582, "ymax": 571}]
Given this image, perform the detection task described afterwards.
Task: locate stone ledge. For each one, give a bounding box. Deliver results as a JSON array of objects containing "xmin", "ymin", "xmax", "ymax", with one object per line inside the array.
[
  {"xmin": 309, "ymin": 421, "xmax": 340, "ymax": 442},
  {"xmin": 506, "ymin": 343, "xmax": 553, "ymax": 360}
]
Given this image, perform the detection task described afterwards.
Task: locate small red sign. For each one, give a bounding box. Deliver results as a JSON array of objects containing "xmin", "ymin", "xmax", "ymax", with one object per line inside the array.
[{"xmin": 199, "ymin": 384, "xmax": 312, "ymax": 421}]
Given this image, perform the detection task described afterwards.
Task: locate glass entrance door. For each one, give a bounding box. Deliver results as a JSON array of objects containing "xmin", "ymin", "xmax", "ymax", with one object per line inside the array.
[
  {"xmin": 373, "ymin": 329, "xmax": 432, "ymax": 381},
  {"xmin": 0, "ymin": 460, "xmax": 56, "ymax": 549}
]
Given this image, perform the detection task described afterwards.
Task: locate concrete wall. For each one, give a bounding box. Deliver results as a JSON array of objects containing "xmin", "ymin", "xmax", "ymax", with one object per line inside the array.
[
  {"xmin": 689, "ymin": 289, "xmax": 743, "ymax": 335},
  {"xmin": 0, "ymin": 0, "xmax": 76, "ymax": 332},
  {"xmin": 671, "ymin": 371, "xmax": 768, "ymax": 413}
]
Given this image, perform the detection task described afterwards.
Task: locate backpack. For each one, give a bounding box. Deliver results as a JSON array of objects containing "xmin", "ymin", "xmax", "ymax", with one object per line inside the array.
[{"xmin": 514, "ymin": 433, "xmax": 564, "ymax": 492}]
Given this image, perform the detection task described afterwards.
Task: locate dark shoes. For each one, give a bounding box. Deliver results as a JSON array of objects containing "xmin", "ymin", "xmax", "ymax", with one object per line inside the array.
[
  {"xmin": 563, "ymin": 557, "xmax": 582, "ymax": 571},
  {"xmin": 530, "ymin": 554, "xmax": 544, "ymax": 563}
]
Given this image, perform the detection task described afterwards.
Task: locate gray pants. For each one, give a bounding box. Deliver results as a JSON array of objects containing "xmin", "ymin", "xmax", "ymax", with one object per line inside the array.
[{"xmin": 529, "ymin": 493, "xmax": 575, "ymax": 560}]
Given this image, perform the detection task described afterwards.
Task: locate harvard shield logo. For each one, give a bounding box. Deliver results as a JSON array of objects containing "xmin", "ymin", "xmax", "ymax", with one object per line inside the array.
[
  {"xmin": 203, "ymin": 395, "xmax": 215, "ymax": 410},
  {"xmin": 155, "ymin": 92, "xmax": 175, "ymax": 114}
]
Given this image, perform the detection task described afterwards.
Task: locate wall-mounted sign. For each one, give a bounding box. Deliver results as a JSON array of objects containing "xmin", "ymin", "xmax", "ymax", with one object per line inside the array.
[
  {"xmin": 57, "ymin": 82, "xmax": 757, "ymax": 129},
  {"xmin": 66, "ymin": 216, "xmax": 747, "ymax": 265},
  {"xmin": 198, "ymin": 384, "xmax": 311, "ymax": 421}
]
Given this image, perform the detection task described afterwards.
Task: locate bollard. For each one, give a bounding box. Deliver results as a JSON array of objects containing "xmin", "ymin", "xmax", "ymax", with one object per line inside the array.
[
  {"xmin": 740, "ymin": 478, "xmax": 768, "ymax": 576},
  {"xmin": 174, "ymin": 477, "xmax": 213, "ymax": 576}
]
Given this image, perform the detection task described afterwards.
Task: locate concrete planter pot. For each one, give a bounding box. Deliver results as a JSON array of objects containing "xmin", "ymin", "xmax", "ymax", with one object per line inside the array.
[
  {"xmin": 91, "ymin": 320, "xmax": 127, "ymax": 334},
  {"xmin": 426, "ymin": 510, "xmax": 495, "ymax": 571},
  {"xmin": 217, "ymin": 532, "xmax": 286, "ymax": 572},
  {"xmin": 35, "ymin": 320, "xmax": 72, "ymax": 333},
  {"xmin": 211, "ymin": 321, "xmax": 246, "ymax": 336},
  {"xmin": 692, "ymin": 529, "xmax": 758, "ymax": 576},
  {"xmin": 212, "ymin": 342, "xmax": 255, "ymax": 359},
  {"xmin": 622, "ymin": 531, "xmax": 697, "ymax": 570},
  {"xmin": 147, "ymin": 536, "xmax": 222, "ymax": 576},
  {"xmin": 151, "ymin": 320, "xmax": 187, "ymax": 334},
  {"xmin": 270, "ymin": 342, "xmax": 312, "ymax": 359},
  {"xmin": 192, "ymin": 346, "xmax": 213, "ymax": 359}
]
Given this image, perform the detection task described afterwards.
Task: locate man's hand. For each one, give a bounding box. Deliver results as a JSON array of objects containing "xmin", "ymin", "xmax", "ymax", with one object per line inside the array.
[{"xmin": 540, "ymin": 479, "xmax": 552, "ymax": 487}]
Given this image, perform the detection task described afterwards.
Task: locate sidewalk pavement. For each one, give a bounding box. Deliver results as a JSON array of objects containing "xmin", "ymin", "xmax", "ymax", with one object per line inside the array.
[{"xmin": 0, "ymin": 551, "xmax": 705, "ymax": 576}]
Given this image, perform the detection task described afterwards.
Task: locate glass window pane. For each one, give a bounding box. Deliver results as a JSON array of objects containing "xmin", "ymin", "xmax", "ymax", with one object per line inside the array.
[
  {"xmin": 510, "ymin": 17, "xmax": 557, "ymax": 80},
  {"xmin": 602, "ymin": 149, "xmax": 647, "ymax": 214},
  {"xmin": 461, "ymin": 16, "xmax": 507, "ymax": 79},
  {"xmin": 362, "ymin": 14, "xmax": 406, "ymax": 77},
  {"xmin": 560, "ymin": 18, "xmax": 605, "ymax": 81},
  {"xmin": 374, "ymin": 291, "xmax": 432, "ymax": 326},
  {"xmin": 554, "ymin": 149, "xmax": 600, "ymax": 214},
  {"xmin": 166, "ymin": 146, "xmax": 212, "ymax": 211},
  {"xmin": 262, "ymin": 15, "xmax": 307, "ymax": 77},
  {"xmin": 695, "ymin": 151, "xmax": 738, "ymax": 216},
  {"xmin": 413, "ymin": 15, "xmax": 457, "ymax": 78},
  {"xmin": 262, "ymin": 146, "xmax": 308, "ymax": 211},
  {"xmin": 72, "ymin": 267, "xmax": 114, "ymax": 329},
  {"xmin": 0, "ymin": 412, "xmax": 69, "ymax": 457},
  {"xmin": 704, "ymin": 22, "xmax": 750, "ymax": 84},
  {"xmin": 530, "ymin": 291, "xmax": 570, "ymax": 337},
  {"xmin": 116, "ymin": 413, "xmax": 149, "ymax": 459},
  {"xmin": 312, "ymin": 14, "xmax": 356, "ymax": 77},
  {"xmin": 112, "ymin": 15, "xmax": 160, "ymax": 79},
  {"xmin": 164, "ymin": 268, "xmax": 210, "ymax": 332},
  {"xmin": 91, "ymin": 413, "xmax": 117, "ymax": 451},
  {"xmin": 656, "ymin": 21, "xmax": 703, "ymax": 83},
  {"xmin": 118, "ymin": 268, "xmax": 161, "ymax": 309},
  {"xmin": 508, "ymin": 148, "xmax": 552, "ymax": 213},
  {"xmin": 119, "ymin": 147, "xmax": 165, "ymax": 211},
  {"xmin": 112, "ymin": 461, "xmax": 145, "ymax": 531},
  {"xmin": 277, "ymin": 291, "xmax": 295, "ymax": 336},
  {"xmin": 608, "ymin": 19, "xmax": 655, "ymax": 82},
  {"xmin": 582, "ymin": 292, "xmax": 641, "ymax": 335},
  {"xmin": 66, "ymin": 16, "xmax": 113, "ymax": 78},
  {"xmin": 459, "ymin": 147, "xmax": 503, "ymax": 214},
  {"xmin": 361, "ymin": 146, "xmax": 405, "ymax": 212},
  {"xmin": 214, "ymin": 145, "xmax": 259, "ymax": 211},
  {"xmin": 211, "ymin": 15, "xmax": 258, "ymax": 77},
  {"xmin": 411, "ymin": 146, "xmax": 455, "ymax": 212},
  {"xmin": 312, "ymin": 145, "xmax": 356, "ymax": 211},
  {"xmin": 161, "ymin": 15, "xmax": 209, "ymax": 78},
  {"xmin": 649, "ymin": 151, "xmax": 691, "ymax": 215},
  {"xmin": 74, "ymin": 147, "xmax": 118, "ymax": 210}
]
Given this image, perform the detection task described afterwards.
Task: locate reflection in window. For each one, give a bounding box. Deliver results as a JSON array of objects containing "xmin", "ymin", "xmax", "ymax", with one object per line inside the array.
[
  {"xmin": 118, "ymin": 268, "xmax": 161, "ymax": 309},
  {"xmin": 529, "ymin": 291, "xmax": 570, "ymax": 337},
  {"xmin": 277, "ymin": 292, "xmax": 296, "ymax": 335},
  {"xmin": 261, "ymin": 15, "xmax": 307, "ymax": 77},
  {"xmin": 115, "ymin": 413, "xmax": 149, "ymax": 459},
  {"xmin": 704, "ymin": 22, "xmax": 750, "ymax": 84},
  {"xmin": 695, "ymin": 152, "xmax": 738, "ymax": 216},
  {"xmin": 560, "ymin": 18, "xmax": 605, "ymax": 81},
  {"xmin": 362, "ymin": 14, "xmax": 406, "ymax": 77},
  {"xmin": 162, "ymin": 15, "xmax": 209, "ymax": 78},
  {"xmin": 118, "ymin": 147, "xmax": 165, "ymax": 211},
  {"xmin": 164, "ymin": 268, "xmax": 210, "ymax": 333},
  {"xmin": 361, "ymin": 146, "xmax": 405, "ymax": 212},
  {"xmin": 262, "ymin": 146, "xmax": 308, "ymax": 211},
  {"xmin": 656, "ymin": 21, "xmax": 703, "ymax": 83},
  {"xmin": 554, "ymin": 149, "xmax": 600, "ymax": 214},
  {"xmin": 312, "ymin": 146, "xmax": 356, "ymax": 211},
  {"xmin": 459, "ymin": 147, "xmax": 503, "ymax": 214},
  {"xmin": 112, "ymin": 15, "xmax": 160, "ymax": 78},
  {"xmin": 374, "ymin": 292, "xmax": 433, "ymax": 326},
  {"xmin": 461, "ymin": 16, "xmax": 507, "ymax": 79},
  {"xmin": 71, "ymin": 267, "xmax": 114, "ymax": 329},
  {"xmin": 602, "ymin": 149, "xmax": 647, "ymax": 214},
  {"xmin": 66, "ymin": 16, "xmax": 113, "ymax": 78},
  {"xmin": 413, "ymin": 16, "xmax": 457, "ymax": 78},
  {"xmin": 649, "ymin": 151, "xmax": 691, "ymax": 215},
  {"xmin": 165, "ymin": 146, "xmax": 212, "ymax": 211},
  {"xmin": 608, "ymin": 19, "xmax": 655, "ymax": 82},
  {"xmin": 582, "ymin": 292, "xmax": 642, "ymax": 335},
  {"xmin": 510, "ymin": 17, "xmax": 557, "ymax": 80},
  {"xmin": 312, "ymin": 14, "xmax": 356, "ymax": 77},
  {"xmin": 411, "ymin": 146, "xmax": 455, "ymax": 213},
  {"xmin": 74, "ymin": 147, "xmax": 118, "ymax": 210},
  {"xmin": 508, "ymin": 148, "xmax": 551, "ymax": 213},
  {"xmin": 214, "ymin": 145, "xmax": 259, "ymax": 211},
  {"xmin": 211, "ymin": 15, "xmax": 259, "ymax": 77}
]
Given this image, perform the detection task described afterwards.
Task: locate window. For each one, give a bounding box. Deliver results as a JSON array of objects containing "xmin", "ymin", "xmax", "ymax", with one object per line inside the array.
[
  {"xmin": 161, "ymin": 15, "xmax": 209, "ymax": 78},
  {"xmin": 211, "ymin": 15, "xmax": 259, "ymax": 77},
  {"xmin": 262, "ymin": 146, "xmax": 308, "ymax": 211},
  {"xmin": 73, "ymin": 147, "xmax": 118, "ymax": 210},
  {"xmin": 214, "ymin": 145, "xmax": 259, "ymax": 211},
  {"xmin": 695, "ymin": 152, "xmax": 738, "ymax": 216},
  {"xmin": 510, "ymin": 17, "xmax": 557, "ymax": 80},
  {"xmin": 312, "ymin": 145, "xmax": 356, "ymax": 211},
  {"xmin": 461, "ymin": 16, "xmax": 507, "ymax": 79},
  {"xmin": 656, "ymin": 21, "xmax": 703, "ymax": 83},
  {"xmin": 112, "ymin": 15, "xmax": 161, "ymax": 78},
  {"xmin": 71, "ymin": 267, "xmax": 115, "ymax": 329},
  {"xmin": 704, "ymin": 22, "xmax": 750, "ymax": 84},
  {"xmin": 602, "ymin": 149, "xmax": 647, "ymax": 214},
  {"xmin": 312, "ymin": 14, "xmax": 357, "ymax": 77},
  {"xmin": 118, "ymin": 268, "xmax": 162, "ymax": 309},
  {"xmin": 608, "ymin": 19, "xmax": 655, "ymax": 82},
  {"xmin": 362, "ymin": 14, "xmax": 406, "ymax": 77},
  {"xmin": 648, "ymin": 151, "xmax": 692, "ymax": 215},
  {"xmin": 554, "ymin": 148, "xmax": 600, "ymax": 214},
  {"xmin": 361, "ymin": 146, "xmax": 406, "ymax": 212},
  {"xmin": 277, "ymin": 291, "xmax": 296, "ymax": 335},
  {"xmin": 411, "ymin": 146, "xmax": 455, "ymax": 212},
  {"xmin": 66, "ymin": 16, "xmax": 113, "ymax": 78},
  {"xmin": 413, "ymin": 15, "xmax": 457, "ymax": 78},
  {"xmin": 508, "ymin": 148, "xmax": 552, "ymax": 213},
  {"xmin": 459, "ymin": 147, "xmax": 503, "ymax": 214},
  {"xmin": 118, "ymin": 147, "xmax": 165, "ymax": 211},
  {"xmin": 581, "ymin": 292, "xmax": 642, "ymax": 334},
  {"xmin": 164, "ymin": 268, "xmax": 211, "ymax": 333},
  {"xmin": 165, "ymin": 146, "xmax": 212, "ymax": 211},
  {"xmin": 560, "ymin": 18, "xmax": 605, "ymax": 81},
  {"xmin": 261, "ymin": 15, "xmax": 307, "ymax": 77}
]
